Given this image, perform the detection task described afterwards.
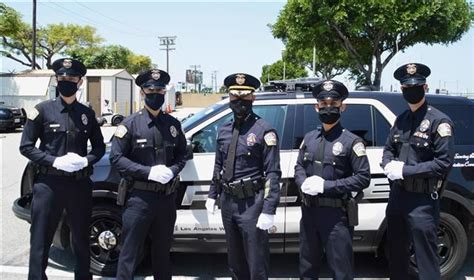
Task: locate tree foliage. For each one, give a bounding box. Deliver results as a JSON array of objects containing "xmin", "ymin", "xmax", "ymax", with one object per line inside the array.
[
  {"xmin": 261, "ymin": 59, "xmax": 308, "ymax": 83},
  {"xmin": 272, "ymin": 0, "xmax": 473, "ymax": 89},
  {"xmin": 66, "ymin": 45, "xmax": 152, "ymax": 74}
]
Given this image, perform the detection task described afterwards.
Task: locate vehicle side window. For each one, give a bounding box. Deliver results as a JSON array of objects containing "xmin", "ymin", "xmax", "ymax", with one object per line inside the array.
[
  {"xmin": 191, "ymin": 104, "xmax": 289, "ymax": 153},
  {"xmin": 430, "ymin": 104, "xmax": 474, "ymax": 145},
  {"xmin": 373, "ymin": 108, "xmax": 391, "ymax": 146}
]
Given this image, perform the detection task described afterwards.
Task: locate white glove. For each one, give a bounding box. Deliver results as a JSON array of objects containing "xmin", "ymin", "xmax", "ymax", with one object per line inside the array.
[
  {"xmin": 301, "ymin": 175, "xmax": 325, "ymax": 196},
  {"xmin": 384, "ymin": 160, "xmax": 405, "ymax": 181},
  {"xmin": 148, "ymin": 165, "xmax": 174, "ymax": 184},
  {"xmin": 205, "ymin": 198, "xmax": 217, "ymax": 214},
  {"xmin": 66, "ymin": 152, "xmax": 88, "ymax": 169},
  {"xmin": 52, "ymin": 153, "xmax": 85, "ymax": 173},
  {"xmin": 256, "ymin": 213, "xmax": 275, "ymax": 230}
]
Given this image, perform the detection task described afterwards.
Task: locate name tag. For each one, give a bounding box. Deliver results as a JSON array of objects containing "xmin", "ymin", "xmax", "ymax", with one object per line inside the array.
[
  {"xmin": 413, "ymin": 131, "xmax": 429, "ymax": 139},
  {"xmin": 136, "ymin": 139, "xmax": 147, "ymax": 144},
  {"xmin": 49, "ymin": 124, "xmax": 61, "ymax": 128}
]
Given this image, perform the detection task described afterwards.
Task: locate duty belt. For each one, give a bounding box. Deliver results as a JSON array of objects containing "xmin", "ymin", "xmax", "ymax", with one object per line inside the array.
[
  {"xmin": 221, "ymin": 177, "xmax": 264, "ymax": 199},
  {"xmin": 302, "ymin": 195, "xmax": 345, "ymax": 208},
  {"xmin": 38, "ymin": 166, "xmax": 92, "ymax": 179},
  {"xmin": 133, "ymin": 180, "xmax": 177, "ymax": 195},
  {"xmin": 402, "ymin": 177, "xmax": 444, "ymax": 199}
]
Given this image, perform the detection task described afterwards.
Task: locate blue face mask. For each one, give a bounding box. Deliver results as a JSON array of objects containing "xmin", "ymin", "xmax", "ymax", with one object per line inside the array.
[{"xmin": 145, "ymin": 93, "xmax": 165, "ymax": 110}]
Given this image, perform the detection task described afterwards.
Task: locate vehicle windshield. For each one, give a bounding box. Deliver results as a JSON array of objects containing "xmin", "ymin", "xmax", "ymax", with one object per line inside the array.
[{"xmin": 182, "ymin": 101, "xmax": 228, "ymax": 132}]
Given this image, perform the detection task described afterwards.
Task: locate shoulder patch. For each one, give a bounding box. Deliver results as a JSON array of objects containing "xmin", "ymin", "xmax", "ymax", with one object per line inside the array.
[
  {"xmin": 437, "ymin": 123, "xmax": 452, "ymax": 137},
  {"xmin": 352, "ymin": 142, "xmax": 367, "ymax": 157},
  {"xmin": 28, "ymin": 108, "xmax": 40, "ymax": 121},
  {"xmin": 114, "ymin": 125, "xmax": 128, "ymax": 138},
  {"xmin": 264, "ymin": 131, "xmax": 277, "ymax": 146}
]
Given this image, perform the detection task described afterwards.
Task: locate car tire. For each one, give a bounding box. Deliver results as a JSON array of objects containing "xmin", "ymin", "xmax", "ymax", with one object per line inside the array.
[
  {"xmin": 87, "ymin": 203, "xmax": 123, "ymax": 276},
  {"xmin": 111, "ymin": 115, "xmax": 124, "ymax": 126},
  {"xmin": 384, "ymin": 212, "xmax": 468, "ymax": 279}
]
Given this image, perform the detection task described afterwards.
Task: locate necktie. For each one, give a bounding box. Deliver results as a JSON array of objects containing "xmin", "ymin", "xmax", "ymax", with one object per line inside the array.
[
  {"xmin": 66, "ymin": 105, "xmax": 76, "ymax": 152},
  {"xmin": 223, "ymin": 123, "xmax": 240, "ymax": 182}
]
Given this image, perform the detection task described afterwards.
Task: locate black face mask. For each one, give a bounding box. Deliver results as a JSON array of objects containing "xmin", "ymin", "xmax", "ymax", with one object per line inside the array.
[
  {"xmin": 57, "ymin": 81, "xmax": 78, "ymax": 97},
  {"xmin": 145, "ymin": 93, "xmax": 165, "ymax": 110},
  {"xmin": 402, "ymin": 85, "xmax": 425, "ymax": 104},
  {"xmin": 318, "ymin": 106, "xmax": 341, "ymax": 124},
  {"xmin": 230, "ymin": 99, "xmax": 253, "ymax": 120}
]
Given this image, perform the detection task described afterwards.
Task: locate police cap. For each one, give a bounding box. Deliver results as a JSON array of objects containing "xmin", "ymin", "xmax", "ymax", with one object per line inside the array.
[
  {"xmin": 312, "ymin": 80, "xmax": 348, "ymax": 101},
  {"xmin": 135, "ymin": 69, "xmax": 170, "ymax": 89},
  {"xmin": 224, "ymin": 73, "xmax": 261, "ymax": 96},
  {"xmin": 52, "ymin": 58, "xmax": 87, "ymax": 77},
  {"xmin": 393, "ymin": 63, "xmax": 431, "ymax": 86}
]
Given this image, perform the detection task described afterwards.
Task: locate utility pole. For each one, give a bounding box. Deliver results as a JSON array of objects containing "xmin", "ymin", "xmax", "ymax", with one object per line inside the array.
[
  {"xmin": 158, "ymin": 36, "xmax": 176, "ymax": 73},
  {"xmin": 189, "ymin": 65, "xmax": 201, "ymax": 93},
  {"xmin": 211, "ymin": 71, "xmax": 218, "ymax": 93},
  {"xmin": 313, "ymin": 46, "xmax": 316, "ymax": 77},
  {"xmin": 32, "ymin": 0, "xmax": 37, "ymax": 70},
  {"xmin": 281, "ymin": 50, "xmax": 286, "ymax": 80}
]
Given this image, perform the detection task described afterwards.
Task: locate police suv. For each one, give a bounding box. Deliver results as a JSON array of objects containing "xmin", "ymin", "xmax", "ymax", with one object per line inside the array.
[{"xmin": 13, "ymin": 80, "xmax": 474, "ymax": 278}]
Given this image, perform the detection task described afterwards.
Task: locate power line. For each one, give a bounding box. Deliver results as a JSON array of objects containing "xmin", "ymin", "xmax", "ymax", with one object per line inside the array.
[
  {"xmin": 72, "ymin": 0, "xmax": 152, "ymax": 34},
  {"xmin": 41, "ymin": 1, "xmax": 151, "ymax": 38}
]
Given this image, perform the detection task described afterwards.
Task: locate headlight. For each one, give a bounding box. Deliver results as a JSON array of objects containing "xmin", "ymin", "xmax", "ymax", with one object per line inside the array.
[{"xmin": 0, "ymin": 109, "xmax": 12, "ymax": 119}]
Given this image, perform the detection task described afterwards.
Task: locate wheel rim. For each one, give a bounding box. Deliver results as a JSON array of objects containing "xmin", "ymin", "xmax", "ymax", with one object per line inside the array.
[
  {"xmin": 409, "ymin": 221, "xmax": 456, "ymax": 270},
  {"xmin": 89, "ymin": 216, "xmax": 122, "ymax": 267}
]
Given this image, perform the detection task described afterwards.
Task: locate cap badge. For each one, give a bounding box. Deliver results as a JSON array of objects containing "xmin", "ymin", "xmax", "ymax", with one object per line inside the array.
[
  {"xmin": 406, "ymin": 64, "xmax": 417, "ymax": 75},
  {"xmin": 151, "ymin": 70, "xmax": 161, "ymax": 80},
  {"xmin": 235, "ymin": 74, "xmax": 246, "ymax": 85},
  {"xmin": 322, "ymin": 81, "xmax": 334, "ymax": 91},
  {"xmin": 63, "ymin": 59, "xmax": 72, "ymax": 69}
]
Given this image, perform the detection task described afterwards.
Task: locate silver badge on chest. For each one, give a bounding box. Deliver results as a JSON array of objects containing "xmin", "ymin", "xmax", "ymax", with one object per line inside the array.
[
  {"xmin": 81, "ymin": 114, "xmax": 88, "ymax": 125},
  {"xmin": 332, "ymin": 142, "xmax": 343, "ymax": 156},
  {"xmin": 246, "ymin": 133, "xmax": 257, "ymax": 146},
  {"xmin": 419, "ymin": 119, "xmax": 430, "ymax": 132},
  {"xmin": 170, "ymin": 125, "xmax": 178, "ymax": 138}
]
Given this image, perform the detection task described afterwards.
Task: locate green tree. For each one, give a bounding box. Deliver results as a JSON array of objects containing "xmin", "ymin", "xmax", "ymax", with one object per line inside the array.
[
  {"xmin": 67, "ymin": 45, "xmax": 152, "ymax": 74},
  {"xmin": 0, "ymin": 3, "xmax": 22, "ymax": 37},
  {"xmin": 261, "ymin": 60, "xmax": 308, "ymax": 83},
  {"xmin": 272, "ymin": 0, "xmax": 473, "ymax": 89}
]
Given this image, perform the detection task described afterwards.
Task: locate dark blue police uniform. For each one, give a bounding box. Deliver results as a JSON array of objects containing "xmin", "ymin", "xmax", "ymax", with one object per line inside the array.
[
  {"xmin": 295, "ymin": 80, "xmax": 370, "ymax": 280},
  {"xmin": 110, "ymin": 69, "xmax": 187, "ymax": 279},
  {"xmin": 382, "ymin": 63, "xmax": 454, "ymax": 280},
  {"xmin": 19, "ymin": 58, "xmax": 105, "ymax": 280},
  {"xmin": 208, "ymin": 73, "xmax": 281, "ymax": 280}
]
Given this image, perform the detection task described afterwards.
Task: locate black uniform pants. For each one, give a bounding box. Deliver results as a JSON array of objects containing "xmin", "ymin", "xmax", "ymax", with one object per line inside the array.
[
  {"xmin": 220, "ymin": 190, "xmax": 269, "ymax": 280},
  {"xmin": 116, "ymin": 189, "xmax": 177, "ymax": 280},
  {"xmin": 299, "ymin": 205, "xmax": 353, "ymax": 280},
  {"xmin": 28, "ymin": 174, "xmax": 92, "ymax": 280},
  {"xmin": 386, "ymin": 187, "xmax": 440, "ymax": 280}
]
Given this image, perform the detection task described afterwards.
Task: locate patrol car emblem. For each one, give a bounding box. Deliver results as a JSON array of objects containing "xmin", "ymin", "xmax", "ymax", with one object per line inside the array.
[
  {"xmin": 246, "ymin": 133, "xmax": 257, "ymax": 146},
  {"xmin": 419, "ymin": 119, "xmax": 430, "ymax": 132},
  {"xmin": 322, "ymin": 81, "xmax": 334, "ymax": 91},
  {"xmin": 63, "ymin": 59, "xmax": 72, "ymax": 69},
  {"xmin": 332, "ymin": 142, "xmax": 343, "ymax": 155},
  {"xmin": 151, "ymin": 69, "xmax": 160, "ymax": 80},
  {"xmin": 235, "ymin": 74, "xmax": 246, "ymax": 85},
  {"xmin": 170, "ymin": 125, "xmax": 178, "ymax": 138},
  {"xmin": 81, "ymin": 114, "xmax": 88, "ymax": 125},
  {"xmin": 406, "ymin": 64, "xmax": 417, "ymax": 75}
]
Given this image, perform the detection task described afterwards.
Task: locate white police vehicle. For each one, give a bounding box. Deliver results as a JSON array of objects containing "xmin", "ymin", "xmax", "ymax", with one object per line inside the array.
[{"xmin": 13, "ymin": 80, "xmax": 474, "ymax": 278}]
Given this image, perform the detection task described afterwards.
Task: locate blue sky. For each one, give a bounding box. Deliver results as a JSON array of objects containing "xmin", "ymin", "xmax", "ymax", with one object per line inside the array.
[{"xmin": 2, "ymin": 0, "xmax": 473, "ymax": 93}]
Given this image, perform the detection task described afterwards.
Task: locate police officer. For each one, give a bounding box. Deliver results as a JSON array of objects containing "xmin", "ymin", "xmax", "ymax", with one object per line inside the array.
[
  {"xmin": 110, "ymin": 69, "xmax": 187, "ymax": 279},
  {"xmin": 205, "ymin": 73, "xmax": 281, "ymax": 279},
  {"xmin": 19, "ymin": 58, "xmax": 105, "ymax": 280},
  {"xmin": 382, "ymin": 63, "xmax": 454, "ymax": 280},
  {"xmin": 295, "ymin": 80, "xmax": 370, "ymax": 280}
]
